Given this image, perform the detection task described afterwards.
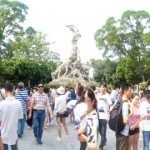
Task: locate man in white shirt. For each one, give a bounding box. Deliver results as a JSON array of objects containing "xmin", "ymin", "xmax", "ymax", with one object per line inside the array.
[
  {"xmin": 0, "ymin": 84, "xmax": 23, "ymax": 150},
  {"xmin": 96, "ymin": 83, "xmax": 112, "ymax": 150}
]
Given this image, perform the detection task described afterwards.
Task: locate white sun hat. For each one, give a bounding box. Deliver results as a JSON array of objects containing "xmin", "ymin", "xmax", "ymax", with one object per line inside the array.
[{"xmin": 56, "ymin": 86, "xmax": 65, "ymax": 95}]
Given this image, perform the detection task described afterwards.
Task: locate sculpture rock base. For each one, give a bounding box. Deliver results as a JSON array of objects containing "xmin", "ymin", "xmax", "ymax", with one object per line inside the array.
[{"xmin": 50, "ymin": 77, "xmax": 91, "ymax": 87}]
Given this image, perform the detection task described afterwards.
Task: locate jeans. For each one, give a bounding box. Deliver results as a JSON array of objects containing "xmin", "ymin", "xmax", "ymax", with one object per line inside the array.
[
  {"xmin": 98, "ymin": 119, "xmax": 107, "ymax": 149},
  {"xmin": 3, "ymin": 140, "xmax": 18, "ymax": 150},
  {"xmin": 17, "ymin": 114, "xmax": 26, "ymax": 134},
  {"xmin": 143, "ymin": 131, "xmax": 150, "ymax": 150},
  {"xmin": 33, "ymin": 110, "xmax": 45, "ymax": 141}
]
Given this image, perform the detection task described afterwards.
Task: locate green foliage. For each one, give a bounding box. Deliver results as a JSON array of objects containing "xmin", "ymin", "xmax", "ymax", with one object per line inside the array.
[
  {"xmin": 0, "ymin": 0, "xmax": 28, "ymax": 59},
  {"xmin": 95, "ymin": 10, "xmax": 150, "ymax": 84},
  {"xmin": 90, "ymin": 58, "xmax": 117, "ymax": 84},
  {"xmin": 0, "ymin": 0, "xmax": 60, "ymax": 86}
]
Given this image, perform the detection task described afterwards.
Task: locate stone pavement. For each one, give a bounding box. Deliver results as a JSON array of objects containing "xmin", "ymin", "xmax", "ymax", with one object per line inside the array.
[{"xmin": 18, "ymin": 119, "xmax": 143, "ymax": 150}]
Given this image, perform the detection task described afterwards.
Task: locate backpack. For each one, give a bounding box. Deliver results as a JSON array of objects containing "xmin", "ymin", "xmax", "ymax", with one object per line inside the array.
[{"xmin": 109, "ymin": 100, "xmax": 128, "ymax": 133}]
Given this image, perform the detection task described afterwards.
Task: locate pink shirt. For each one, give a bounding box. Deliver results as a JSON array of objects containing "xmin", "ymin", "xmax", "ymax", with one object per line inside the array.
[
  {"xmin": 31, "ymin": 92, "xmax": 49, "ymax": 110},
  {"xmin": 129, "ymin": 106, "xmax": 140, "ymax": 127}
]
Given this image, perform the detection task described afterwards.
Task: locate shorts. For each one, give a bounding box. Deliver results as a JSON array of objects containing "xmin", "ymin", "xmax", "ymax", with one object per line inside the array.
[
  {"xmin": 67, "ymin": 108, "xmax": 73, "ymax": 114},
  {"xmin": 129, "ymin": 128, "xmax": 139, "ymax": 135},
  {"xmin": 56, "ymin": 112, "xmax": 68, "ymax": 118}
]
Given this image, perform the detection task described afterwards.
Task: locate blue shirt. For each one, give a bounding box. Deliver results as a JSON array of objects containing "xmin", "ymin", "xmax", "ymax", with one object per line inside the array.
[{"xmin": 15, "ymin": 90, "xmax": 28, "ymax": 114}]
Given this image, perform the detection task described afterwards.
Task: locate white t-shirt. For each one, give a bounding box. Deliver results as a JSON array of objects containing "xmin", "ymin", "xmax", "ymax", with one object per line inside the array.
[
  {"xmin": 120, "ymin": 101, "xmax": 129, "ymax": 136},
  {"xmin": 67, "ymin": 100, "xmax": 77, "ymax": 109},
  {"xmin": 74, "ymin": 102, "xmax": 88, "ymax": 122},
  {"xmin": 140, "ymin": 101, "xmax": 150, "ymax": 131},
  {"xmin": 54, "ymin": 95, "xmax": 67, "ymax": 113},
  {"xmin": 65, "ymin": 91, "xmax": 71, "ymax": 100},
  {"xmin": 0, "ymin": 96, "xmax": 23, "ymax": 145},
  {"xmin": 80, "ymin": 110, "xmax": 98, "ymax": 144},
  {"xmin": 96, "ymin": 93, "xmax": 112, "ymax": 119}
]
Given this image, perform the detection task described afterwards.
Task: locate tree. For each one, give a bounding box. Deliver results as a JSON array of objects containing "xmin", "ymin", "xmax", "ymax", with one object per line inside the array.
[
  {"xmin": 95, "ymin": 10, "xmax": 150, "ymax": 82},
  {"xmin": 0, "ymin": 0, "xmax": 28, "ymax": 59},
  {"xmin": 90, "ymin": 59, "xmax": 117, "ymax": 84}
]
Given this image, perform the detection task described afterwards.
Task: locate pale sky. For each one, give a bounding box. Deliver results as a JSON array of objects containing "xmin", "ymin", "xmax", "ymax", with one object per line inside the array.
[{"xmin": 19, "ymin": 0, "xmax": 150, "ymax": 62}]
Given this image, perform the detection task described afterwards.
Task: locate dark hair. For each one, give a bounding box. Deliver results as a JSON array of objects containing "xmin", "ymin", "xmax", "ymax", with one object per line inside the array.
[
  {"xmin": 131, "ymin": 93, "xmax": 139, "ymax": 99},
  {"xmin": 43, "ymin": 87, "xmax": 50, "ymax": 94},
  {"xmin": 75, "ymin": 90, "xmax": 86, "ymax": 106},
  {"xmin": 5, "ymin": 84, "xmax": 14, "ymax": 92},
  {"xmin": 77, "ymin": 85, "xmax": 84, "ymax": 97},
  {"xmin": 99, "ymin": 82, "xmax": 107, "ymax": 88},
  {"xmin": 28, "ymin": 88, "xmax": 34, "ymax": 95},
  {"xmin": 37, "ymin": 83, "xmax": 44, "ymax": 87},
  {"xmin": 86, "ymin": 88, "xmax": 97, "ymax": 110},
  {"xmin": 120, "ymin": 83, "xmax": 132, "ymax": 95},
  {"xmin": 89, "ymin": 85, "xmax": 96, "ymax": 91},
  {"xmin": 143, "ymin": 90, "xmax": 150, "ymax": 99}
]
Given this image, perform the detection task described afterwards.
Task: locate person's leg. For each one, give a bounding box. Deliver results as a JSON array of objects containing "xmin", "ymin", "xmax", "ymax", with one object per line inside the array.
[
  {"xmin": 17, "ymin": 119, "xmax": 22, "ymax": 137},
  {"xmin": 37, "ymin": 110, "xmax": 45, "ymax": 143},
  {"xmin": 0, "ymin": 137, "xmax": 3, "ymax": 150},
  {"xmin": 20, "ymin": 114, "xmax": 26, "ymax": 134},
  {"xmin": 80, "ymin": 141, "xmax": 87, "ymax": 150},
  {"xmin": 61, "ymin": 118, "xmax": 69, "ymax": 136},
  {"xmin": 116, "ymin": 133, "xmax": 129, "ymax": 150},
  {"xmin": 132, "ymin": 133, "xmax": 139, "ymax": 150},
  {"xmin": 128, "ymin": 135, "xmax": 134, "ymax": 150},
  {"xmin": 3, "ymin": 144, "xmax": 8, "ymax": 150},
  {"xmin": 11, "ymin": 140, "xmax": 18, "ymax": 150},
  {"xmin": 98, "ymin": 119, "xmax": 102, "ymax": 149},
  {"xmin": 26, "ymin": 110, "xmax": 32, "ymax": 128},
  {"xmin": 44, "ymin": 112, "xmax": 49, "ymax": 129},
  {"xmin": 56, "ymin": 117, "xmax": 62, "ymax": 139},
  {"xmin": 99, "ymin": 119, "xmax": 107, "ymax": 149},
  {"xmin": 143, "ymin": 131, "xmax": 149, "ymax": 150},
  {"xmin": 32, "ymin": 111, "xmax": 38, "ymax": 138}
]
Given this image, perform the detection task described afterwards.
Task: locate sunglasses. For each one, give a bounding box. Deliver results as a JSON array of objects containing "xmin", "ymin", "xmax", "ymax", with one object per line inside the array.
[{"xmin": 38, "ymin": 86, "xmax": 44, "ymax": 88}]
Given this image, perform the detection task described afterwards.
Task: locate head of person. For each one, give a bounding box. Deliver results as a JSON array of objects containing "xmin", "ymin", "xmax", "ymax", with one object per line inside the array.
[
  {"xmin": 120, "ymin": 83, "xmax": 132, "ymax": 99},
  {"xmin": 28, "ymin": 88, "xmax": 34, "ymax": 96},
  {"xmin": 84, "ymin": 89, "xmax": 97, "ymax": 110},
  {"xmin": 111, "ymin": 85, "xmax": 116, "ymax": 91},
  {"xmin": 99, "ymin": 82, "xmax": 107, "ymax": 94},
  {"xmin": 56, "ymin": 86, "xmax": 65, "ymax": 95},
  {"xmin": 44, "ymin": 87, "xmax": 52, "ymax": 96},
  {"xmin": 5, "ymin": 84, "xmax": 15, "ymax": 95},
  {"xmin": 37, "ymin": 83, "xmax": 44, "ymax": 93},
  {"xmin": 18, "ymin": 82, "xmax": 24, "ymax": 90},
  {"xmin": 77, "ymin": 84, "xmax": 84, "ymax": 97},
  {"xmin": 143, "ymin": 90, "xmax": 150, "ymax": 102},
  {"xmin": 132, "ymin": 93, "xmax": 140, "ymax": 105}
]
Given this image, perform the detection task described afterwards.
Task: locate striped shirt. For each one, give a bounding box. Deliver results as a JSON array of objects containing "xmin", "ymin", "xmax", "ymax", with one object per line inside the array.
[
  {"xmin": 31, "ymin": 92, "xmax": 49, "ymax": 110},
  {"xmin": 15, "ymin": 90, "xmax": 28, "ymax": 114}
]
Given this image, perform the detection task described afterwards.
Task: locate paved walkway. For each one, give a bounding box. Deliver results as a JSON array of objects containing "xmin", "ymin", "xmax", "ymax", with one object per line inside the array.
[{"xmin": 18, "ymin": 119, "xmax": 143, "ymax": 150}]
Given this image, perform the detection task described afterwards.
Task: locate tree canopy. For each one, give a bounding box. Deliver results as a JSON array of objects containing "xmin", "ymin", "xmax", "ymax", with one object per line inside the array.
[
  {"xmin": 94, "ymin": 10, "xmax": 150, "ymax": 85},
  {"xmin": 0, "ymin": 0, "xmax": 60, "ymax": 87}
]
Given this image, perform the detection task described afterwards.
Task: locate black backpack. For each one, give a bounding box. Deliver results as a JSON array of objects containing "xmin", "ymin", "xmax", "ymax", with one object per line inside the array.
[{"xmin": 109, "ymin": 100, "xmax": 128, "ymax": 133}]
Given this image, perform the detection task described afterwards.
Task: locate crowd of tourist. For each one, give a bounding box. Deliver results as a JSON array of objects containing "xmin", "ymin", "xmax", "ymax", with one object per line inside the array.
[{"xmin": 0, "ymin": 82, "xmax": 150, "ymax": 150}]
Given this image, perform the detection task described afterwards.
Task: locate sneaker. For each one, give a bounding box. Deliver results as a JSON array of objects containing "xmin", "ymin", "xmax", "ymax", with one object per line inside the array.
[
  {"xmin": 57, "ymin": 137, "xmax": 62, "ymax": 142},
  {"xmin": 65, "ymin": 135, "xmax": 69, "ymax": 138},
  {"xmin": 18, "ymin": 133, "xmax": 22, "ymax": 138},
  {"xmin": 37, "ymin": 140, "xmax": 43, "ymax": 145}
]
